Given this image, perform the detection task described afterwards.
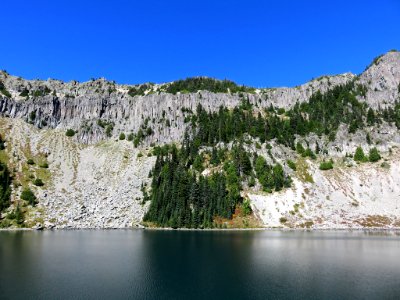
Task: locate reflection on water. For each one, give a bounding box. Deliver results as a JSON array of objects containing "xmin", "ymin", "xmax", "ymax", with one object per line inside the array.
[{"xmin": 0, "ymin": 230, "xmax": 399, "ymax": 299}]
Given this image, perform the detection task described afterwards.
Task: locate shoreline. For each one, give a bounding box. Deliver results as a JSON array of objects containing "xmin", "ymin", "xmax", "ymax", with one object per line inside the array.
[{"xmin": 2, "ymin": 227, "xmax": 400, "ymax": 232}]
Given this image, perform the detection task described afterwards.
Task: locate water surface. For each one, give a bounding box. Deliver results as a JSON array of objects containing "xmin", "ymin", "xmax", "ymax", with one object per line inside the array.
[{"xmin": 1, "ymin": 230, "xmax": 399, "ymax": 299}]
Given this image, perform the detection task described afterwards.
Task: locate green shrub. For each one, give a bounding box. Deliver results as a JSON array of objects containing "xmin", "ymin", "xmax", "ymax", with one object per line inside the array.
[
  {"xmin": 146, "ymin": 127, "xmax": 153, "ymax": 136},
  {"xmin": 296, "ymin": 142, "xmax": 305, "ymax": 155},
  {"xmin": 287, "ymin": 160, "xmax": 297, "ymax": 171},
  {"xmin": 133, "ymin": 137, "xmax": 140, "ymax": 148},
  {"xmin": 279, "ymin": 217, "xmax": 287, "ymax": 224},
  {"xmin": 6, "ymin": 210, "xmax": 16, "ymax": 219},
  {"xmin": 304, "ymin": 148, "xmax": 316, "ymax": 159},
  {"xmin": 354, "ymin": 146, "xmax": 368, "ymax": 162},
  {"xmin": 127, "ymin": 133, "xmax": 134, "ymax": 141},
  {"xmin": 33, "ymin": 178, "xmax": 44, "ymax": 186},
  {"xmin": 277, "ymin": 108, "xmax": 286, "ymax": 115},
  {"xmin": 105, "ymin": 125, "xmax": 113, "ymax": 137},
  {"xmin": 65, "ymin": 129, "xmax": 75, "ymax": 137},
  {"xmin": 19, "ymin": 89, "xmax": 29, "ymax": 97},
  {"xmin": 319, "ymin": 160, "xmax": 333, "ymax": 170},
  {"xmin": 369, "ymin": 147, "xmax": 381, "ymax": 162},
  {"xmin": 29, "ymin": 111, "xmax": 36, "ymax": 121},
  {"xmin": 15, "ymin": 205, "xmax": 24, "ymax": 224},
  {"xmin": 39, "ymin": 162, "xmax": 49, "ymax": 168},
  {"xmin": 21, "ymin": 188, "xmax": 37, "ymax": 206},
  {"xmin": 8, "ymin": 205, "xmax": 24, "ymax": 224},
  {"xmin": 328, "ymin": 131, "xmax": 336, "ymax": 142},
  {"xmin": 242, "ymin": 199, "xmax": 252, "ymax": 215},
  {"xmin": 119, "ymin": 133, "xmax": 126, "ymax": 140},
  {"xmin": 0, "ymin": 81, "xmax": 12, "ymax": 98},
  {"xmin": 127, "ymin": 84, "xmax": 151, "ymax": 97},
  {"xmin": 248, "ymin": 176, "xmax": 256, "ymax": 187},
  {"xmin": 27, "ymin": 159, "xmax": 35, "ymax": 165}
]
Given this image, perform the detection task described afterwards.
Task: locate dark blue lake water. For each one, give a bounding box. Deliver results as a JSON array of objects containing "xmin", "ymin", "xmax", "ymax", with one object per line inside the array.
[{"xmin": 1, "ymin": 230, "xmax": 399, "ymax": 299}]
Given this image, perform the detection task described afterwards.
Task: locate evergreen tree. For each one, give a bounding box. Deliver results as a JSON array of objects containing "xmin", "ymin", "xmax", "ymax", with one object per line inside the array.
[
  {"xmin": 367, "ymin": 108, "xmax": 375, "ymax": 125},
  {"xmin": 354, "ymin": 146, "xmax": 367, "ymax": 162},
  {"xmin": 15, "ymin": 205, "xmax": 24, "ymax": 225},
  {"xmin": 0, "ymin": 162, "xmax": 12, "ymax": 212},
  {"xmin": 369, "ymin": 147, "xmax": 381, "ymax": 162},
  {"xmin": 296, "ymin": 143, "xmax": 305, "ymax": 155}
]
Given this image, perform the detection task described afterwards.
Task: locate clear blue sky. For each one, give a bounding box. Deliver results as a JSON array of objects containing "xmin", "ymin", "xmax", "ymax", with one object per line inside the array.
[{"xmin": 1, "ymin": 0, "xmax": 399, "ymax": 87}]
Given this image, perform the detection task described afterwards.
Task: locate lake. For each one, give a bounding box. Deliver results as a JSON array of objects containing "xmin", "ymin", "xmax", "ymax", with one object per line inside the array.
[{"xmin": 0, "ymin": 230, "xmax": 400, "ymax": 299}]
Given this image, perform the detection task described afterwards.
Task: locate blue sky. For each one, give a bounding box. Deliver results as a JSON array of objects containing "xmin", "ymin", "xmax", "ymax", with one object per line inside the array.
[{"xmin": 1, "ymin": 0, "xmax": 399, "ymax": 87}]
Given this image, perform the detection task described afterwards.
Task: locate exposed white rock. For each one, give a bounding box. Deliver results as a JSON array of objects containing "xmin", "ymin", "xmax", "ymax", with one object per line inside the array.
[{"xmin": 249, "ymin": 150, "xmax": 400, "ymax": 229}]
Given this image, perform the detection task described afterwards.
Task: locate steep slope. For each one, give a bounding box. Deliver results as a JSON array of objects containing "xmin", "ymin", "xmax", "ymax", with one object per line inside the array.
[
  {"xmin": 0, "ymin": 118, "xmax": 153, "ymax": 228},
  {"xmin": 249, "ymin": 150, "xmax": 400, "ymax": 229}
]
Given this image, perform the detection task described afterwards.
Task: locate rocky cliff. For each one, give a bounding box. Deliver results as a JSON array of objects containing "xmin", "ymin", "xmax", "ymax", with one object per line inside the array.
[
  {"xmin": 0, "ymin": 66, "xmax": 355, "ymax": 145},
  {"xmin": 0, "ymin": 51, "xmax": 400, "ymax": 229}
]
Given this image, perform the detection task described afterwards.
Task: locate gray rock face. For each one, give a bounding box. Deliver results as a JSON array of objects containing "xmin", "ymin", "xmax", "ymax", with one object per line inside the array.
[
  {"xmin": 357, "ymin": 51, "xmax": 400, "ymax": 108},
  {"xmin": 0, "ymin": 64, "xmax": 358, "ymax": 145},
  {"xmin": 1, "ymin": 53, "xmax": 398, "ymax": 146},
  {"xmin": 2, "ymin": 52, "xmax": 398, "ymax": 147}
]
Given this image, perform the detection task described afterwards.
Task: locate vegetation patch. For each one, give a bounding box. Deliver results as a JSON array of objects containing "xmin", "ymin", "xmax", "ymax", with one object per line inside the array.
[
  {"xmin": 21, "ymin": 188, "xmax": 37, "ymax": 206},
  {"xmin": 319, "ymin": 159, "xmax": 334, "ymax": 170},
  {"xmin": 299, "ymin": 221, "xmax": 314, "ymax": 228},
  {"xmin": 33, "ymin": 178, "xmax": 44, "ymax": 186},
  {"xmin": 354, "ymin": 146, "xmax": 368, "ymax": 162},
  {"xmin": 279, "ymin": 217, "xmax": 288, "ymax": 224},
  {"xmin": 296, "ymin": 158, "xmax": 314, "ymax": 183},
  {"xmin": 355, "ymin": 215, "xmax": 392, "ymax": 227},
  {"xmin": 287, "ymin": 160, "xmax": 296, "ymax": 171},
  {"xmin": 369, "ymin": 147, "xmax": 381, "ymax": 162},
  {"xmin": 66, "ymin": 129, "xmax": 76, "ymax": 137},
  {"xmin": 0, "ymin": 80, "xmax": 12, "ymax": 98},
  {"xmin": 0, "ymin": 162, "xmax": 12, "ymax": 213},
  {"xmin": 213, "ymin": 202, "xmax": 261, "ymax": 229},
  {"xmin": 128, "ymin": 83, "xmax": 154, "ymax": 97},
  {"xmin": 163, "ymin": 77, "xmax": 255, "ymax": 94}
]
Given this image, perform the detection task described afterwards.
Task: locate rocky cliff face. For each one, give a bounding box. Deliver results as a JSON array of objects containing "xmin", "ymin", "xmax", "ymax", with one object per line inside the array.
[
  {"xmin": 0, "ymin": 66, "xmax": 356, "ymax": 145},
  {"xmin": 357, "ymin": 51, "xmax": 400, "ymax": 108},
  {"xmin": 0, "ymin": 51, "xmax": 400, "ymax": 229}
]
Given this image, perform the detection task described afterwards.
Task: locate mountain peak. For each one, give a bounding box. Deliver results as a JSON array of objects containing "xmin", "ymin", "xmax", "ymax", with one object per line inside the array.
[{"xmin": 357, "ymin": 50, "xmax": 400, "ymax": 108}]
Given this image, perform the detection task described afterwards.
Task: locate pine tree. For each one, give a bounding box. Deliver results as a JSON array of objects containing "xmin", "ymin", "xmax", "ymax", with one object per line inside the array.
[
  {"xmin": 15, "ymin": 205, "xmax": 24, "ymax": 225},
  {"xmin": 0, "ymin": 162, "xmax": 11, "ymax": 212},
  {"xmin": 369, "ymin": 147, "xmax": 381, "ymax": 162},
  {"xmin": 354, "ymin": 146, "xmax": 367, "ymax": 162},
  {"xmin": 367, "ymin": 108, "xmax": 375, "ymax": 125}
]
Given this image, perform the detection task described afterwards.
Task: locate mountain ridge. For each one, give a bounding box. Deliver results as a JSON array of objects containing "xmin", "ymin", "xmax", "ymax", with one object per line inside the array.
[
  {"xmin": 0, "ymin": 50, "xmax": 400, "ymax": 229},
  {"xmin": 2, "ymin": 52, "xmax": 398, "ymax": 145}
]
